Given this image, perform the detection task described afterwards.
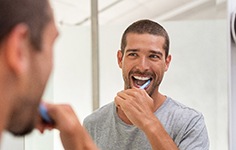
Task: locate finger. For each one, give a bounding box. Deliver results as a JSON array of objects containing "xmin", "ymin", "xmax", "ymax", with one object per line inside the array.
[
  {"xmin": 121, "ymin": 88, "xmax": 144, "ymax": 98},
  {"xmin": 114, "ymin": 95, "xmax": 123, "ymax": 108},
  {"xmin": 43, "ymin": 103, "xmax": 72, "ymax": 128},
  {"xmin": 115, "ymin": 90, "xmax": 134, "ymax": 103}
]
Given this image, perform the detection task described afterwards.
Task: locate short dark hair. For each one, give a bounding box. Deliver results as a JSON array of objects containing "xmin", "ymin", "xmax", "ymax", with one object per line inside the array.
[
  {"xmin": 120, "ymin": 19, "xmax": 170, "ymax": 58},
  {"xmin": 0, "ymin": 0, "xmax": 51, "ymax": 50}
]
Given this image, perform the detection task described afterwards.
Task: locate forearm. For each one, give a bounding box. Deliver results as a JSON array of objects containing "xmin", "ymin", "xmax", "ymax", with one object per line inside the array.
[
  {"xmin": 76, "ymin": 128, "xmax": 98, "ymax": 150},
  {"xmin": 142, "ymin": 117, "xmax": 178, "ymax": 150},
  {"xmin": 60, "ymin": 126, "xmax": 98, "ymax": 150}
]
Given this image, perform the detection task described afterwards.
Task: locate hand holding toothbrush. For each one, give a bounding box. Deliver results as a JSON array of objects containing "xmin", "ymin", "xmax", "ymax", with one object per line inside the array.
[
  {"xmin": 114, "ymin": 80, "xmax": 156, "ymax": 130},
  {"xmin": 37, "ymin": 102, "xmax": 98, "ymax": 150}
]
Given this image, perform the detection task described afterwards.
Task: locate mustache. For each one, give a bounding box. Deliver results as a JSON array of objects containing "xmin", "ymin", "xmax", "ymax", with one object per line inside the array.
[{"xmin": 129, "ymin": 70, "xmax": 153, "ymax": 76}]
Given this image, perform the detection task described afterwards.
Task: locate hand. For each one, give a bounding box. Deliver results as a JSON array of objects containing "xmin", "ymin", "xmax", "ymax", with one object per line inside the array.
[
  {"xmin": 36, "ymin": 103, "xmax": 98, "ymax": 150},
  {"xmin": 115, "ymin": 91, "xmax": 179, "ymax": 150},
  {"xmin": 114, "ymin": 88, "xmax": 155, "ymax": 130}
]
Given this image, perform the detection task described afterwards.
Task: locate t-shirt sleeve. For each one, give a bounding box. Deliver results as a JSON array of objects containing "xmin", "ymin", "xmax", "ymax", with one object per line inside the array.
[{"xmin": 177, "ymin": 114, "xmax": 209, "ymax": 150}]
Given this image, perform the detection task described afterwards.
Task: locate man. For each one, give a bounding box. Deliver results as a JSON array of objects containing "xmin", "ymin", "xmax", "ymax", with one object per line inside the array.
[
  {"xmin": 84, "ymin": 19, "xmax": 209, "ymax": 150},
  {"xmin": 0, "ymin": 0, "xmax": 97, "ymax": 149}
]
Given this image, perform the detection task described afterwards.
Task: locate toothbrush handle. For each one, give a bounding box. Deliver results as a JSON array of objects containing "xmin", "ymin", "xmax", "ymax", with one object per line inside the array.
[
  {"xmin": 39, "ymin": 103, "xmax": 54, "ymax": 124},
  {"xmin": 140, "ymin": 80, "xmax": 151, "ymax": 89}
]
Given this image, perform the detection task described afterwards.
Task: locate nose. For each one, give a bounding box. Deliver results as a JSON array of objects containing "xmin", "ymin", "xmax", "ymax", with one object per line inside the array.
[{"xmin": 135, "ymin": 56, "xmax": 150, "ymax": 72}]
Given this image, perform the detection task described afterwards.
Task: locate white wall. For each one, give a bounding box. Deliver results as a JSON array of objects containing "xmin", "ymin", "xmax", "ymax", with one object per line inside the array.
[
  {"xmin": 1, "ymin": 132, "xmax": 24, "ymax": 150},
  {"xmin": 52, "ymin": 26, "xmax": 93, "ymax": 150}
]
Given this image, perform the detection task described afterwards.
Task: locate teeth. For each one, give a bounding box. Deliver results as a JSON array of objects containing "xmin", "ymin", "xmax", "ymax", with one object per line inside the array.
[{"xmin": 133, "ymin": 76, "xmax": 150, "ymax": 80}]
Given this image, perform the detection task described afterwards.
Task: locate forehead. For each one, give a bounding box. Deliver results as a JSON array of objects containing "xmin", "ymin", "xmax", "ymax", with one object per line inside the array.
[{"xmin": 125, "ymin": 33, "xmax": 165, "ymax": 52}]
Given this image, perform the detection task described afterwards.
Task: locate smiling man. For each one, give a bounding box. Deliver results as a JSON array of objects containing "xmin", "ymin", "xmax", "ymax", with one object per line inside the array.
[{"xmin": 83, "ymin": 19, "xmax": 209, "ymax": 150}]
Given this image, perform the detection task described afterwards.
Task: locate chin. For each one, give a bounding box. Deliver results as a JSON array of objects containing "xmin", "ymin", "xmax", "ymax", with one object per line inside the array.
[
  {"xmin": 10, "ymin": 125, "xmax": 34, "ymax": 136},
  {"xmin": 7, "ymin": 106, "xmax": 37, "ymax": 136}
]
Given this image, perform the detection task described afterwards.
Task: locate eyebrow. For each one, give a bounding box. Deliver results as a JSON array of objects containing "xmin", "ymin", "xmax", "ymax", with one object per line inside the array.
[
  {"xmin": 126, "ymin": 49, "xmax": 138, "ymax": 53},
  {"xmin": 126, "ymin": 49, "xmax": 164, "ymax": 57}
]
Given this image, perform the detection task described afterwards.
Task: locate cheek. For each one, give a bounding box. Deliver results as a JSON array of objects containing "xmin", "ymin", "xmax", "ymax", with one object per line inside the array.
[
  {"xmin": 122, "ymin": 59, "xmax": 133, "ymax": 70},
  {"xmin": 151, "ymin": 63, "xmax": 165, "ymax": 78},
  {"xmin": 122, "ymin": 63, "xmax": 131, "ymax": 76},
  {"xmin": 47, "ymin": 50, "xmax": 53, "ymax": 69},
  {"xmin": 39, "ymin": 51, "xmax": 53, "ymax": 84},
  {"xmin": 45, "ymin": 44, "xmax": 54, "ymax": 73},
  {"xmin": 44, "ymin": 55, "xmax": 53, "ymax": 80}
]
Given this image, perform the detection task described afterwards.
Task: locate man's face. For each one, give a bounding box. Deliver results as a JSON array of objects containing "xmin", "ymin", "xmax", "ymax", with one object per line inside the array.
[
  {"xmin": 117, "ymin": 33, "xmax": 171, "ymax": 96},
  {"xmin": 7, "ymin": 12, "xmax": 58, "ymax": 136}
]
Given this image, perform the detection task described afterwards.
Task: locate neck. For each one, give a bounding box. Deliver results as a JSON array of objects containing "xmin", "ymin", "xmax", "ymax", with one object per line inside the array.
[{"xmin": 152, "ymin": 92, "xmax": 166, "ymax": 111}]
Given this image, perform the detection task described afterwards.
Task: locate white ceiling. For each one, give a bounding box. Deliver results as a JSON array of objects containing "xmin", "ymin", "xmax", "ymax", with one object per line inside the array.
[{"xmin": 50, "ymin": 0, "xmax": 227, "ymax": 26}]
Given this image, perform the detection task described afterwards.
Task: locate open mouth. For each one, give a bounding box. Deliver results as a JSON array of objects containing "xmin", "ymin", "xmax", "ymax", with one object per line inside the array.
[{"xmin": 132, "ymin": 76, "xmax": 152, "ymax": 88}]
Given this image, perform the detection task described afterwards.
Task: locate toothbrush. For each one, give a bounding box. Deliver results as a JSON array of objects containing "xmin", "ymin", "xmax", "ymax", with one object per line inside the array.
[
  {"xmin": 39, "ymin": 103, "xmax": 54, "ymax": 124},
  {"xmin": 139, "ymin": 80, "xmax": 151, "ymax": 89}
]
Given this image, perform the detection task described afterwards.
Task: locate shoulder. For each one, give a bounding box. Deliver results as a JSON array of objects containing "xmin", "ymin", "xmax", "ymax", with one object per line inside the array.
[
  {"xmin": 161, "ymin": 97, "xmax": 204, "ymax": 118},
  {"xmin": 83, "ymin": 102, "xmax": 114, "ymax": 126},
  {"xmin": 163, "ymin": 98, "xmax": 209, "ymax": 149},
  {"xmin": 157, "ymin": 97, "xmax": 207, "ymax": 132}
]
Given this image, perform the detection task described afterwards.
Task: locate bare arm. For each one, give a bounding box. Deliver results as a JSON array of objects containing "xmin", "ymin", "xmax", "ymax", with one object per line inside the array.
[{"xmin": 141, "ymin": 115, "xmax": 178, "ymax": 150}]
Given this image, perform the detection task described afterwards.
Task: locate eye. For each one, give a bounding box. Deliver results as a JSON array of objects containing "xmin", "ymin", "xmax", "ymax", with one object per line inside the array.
[
  {"xmin": 128, "ymin": 53, "xmax": 137, "ymax": 57},
  {"xmin": 149, "ymin": 54, "xmax": 160, "ymax": 59}
]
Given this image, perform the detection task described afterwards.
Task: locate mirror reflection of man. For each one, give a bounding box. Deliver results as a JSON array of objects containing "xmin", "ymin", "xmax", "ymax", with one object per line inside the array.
[{"xmin": 84, "ymin": 19, "xmax": 210, "ymax": 150}]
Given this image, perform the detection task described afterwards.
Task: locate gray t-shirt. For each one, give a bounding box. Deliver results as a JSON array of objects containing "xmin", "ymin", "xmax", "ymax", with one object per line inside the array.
[{"xmin": 83, "ymin": 97, "xmax": 209, "ymax": 150}]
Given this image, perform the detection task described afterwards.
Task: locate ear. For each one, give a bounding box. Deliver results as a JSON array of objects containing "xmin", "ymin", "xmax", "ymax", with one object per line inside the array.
[
  {"xmin": 164, "ymin": 54, "xmax": 172, "ymax": 71},
  {"xmin": 117, "ymin": 50, "xmax": 123, "ymax": 69},
  {"xmin": 4, "ymin": 24, "xmax": 30, "ymax": 75}
]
